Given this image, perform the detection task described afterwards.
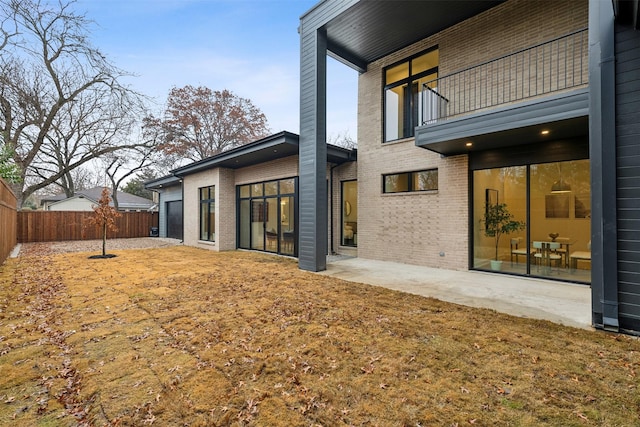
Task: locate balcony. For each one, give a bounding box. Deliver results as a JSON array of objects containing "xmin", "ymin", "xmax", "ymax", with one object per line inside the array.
[{"xmin": 416, "ymin": 29, "xmax": 590, "ymax": 156}]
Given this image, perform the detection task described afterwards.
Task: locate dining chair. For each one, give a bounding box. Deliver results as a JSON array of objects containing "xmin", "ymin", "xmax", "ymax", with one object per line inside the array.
[
  {"xmin": 510, "ymin": 237, "xmax": 528, "ymax": 264},
  {"xmin": 533, "ymin": 241, "xmax": 562, "ymax": 273}
]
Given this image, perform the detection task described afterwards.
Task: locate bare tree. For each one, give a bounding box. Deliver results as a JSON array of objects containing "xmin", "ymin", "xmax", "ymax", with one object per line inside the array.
[
  {"xmin": 0, "ymin": 0, "xmax": 151, "ymax": 207},
  {"xmin": 145, "ymin": 86, "xmax": 270, "ymax": 162},
  {"xmin": 327, "ymin": 130, "xmax": 357, "ymax": 149},
  {"xmin": 103, "ymin": 146, "xmax": 156, "ymax": 210}
]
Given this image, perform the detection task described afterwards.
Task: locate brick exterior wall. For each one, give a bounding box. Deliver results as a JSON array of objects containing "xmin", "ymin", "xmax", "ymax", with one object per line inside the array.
[
  {"xmin": 181, "ymin": 153, "xmax": 356, "ymax": 257},
  {"xmin": 183, "ymin": 168, "xmax": 221, "ymax": 250},
  {"xmin": 356, "ymin": 0, "xmax": 587, "ymax": 270},
  {"xmin": 234, "ymin": 156, "xmax": 299, "ymax": 185},
  {"xmin": 217, "ymin": 168, "xmax": 237, "ymax": 251}
]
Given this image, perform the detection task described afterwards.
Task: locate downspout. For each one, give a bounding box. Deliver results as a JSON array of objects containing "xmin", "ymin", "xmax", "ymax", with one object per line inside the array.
[{"xmin": 178, "ymin": 177, "xmax": 185, "ymax": 244}]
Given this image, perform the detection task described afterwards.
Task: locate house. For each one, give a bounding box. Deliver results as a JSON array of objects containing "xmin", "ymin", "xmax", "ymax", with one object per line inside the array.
[
  {"xmin": 145, "ymin": 131, "xmax": 357, "ymax": 255},
  {"xmin": 297, "ymin": 0, "xmax": 640, "ymax": 334},
  {"xmin": 41, "ymin": 187, "xmax": 156, "ymax": 212}
]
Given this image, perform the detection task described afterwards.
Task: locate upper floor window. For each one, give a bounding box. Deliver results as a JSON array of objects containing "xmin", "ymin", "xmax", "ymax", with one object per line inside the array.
[
  {"xmin": 199, "ymin": 185, "xmax": 215, "ymax": 241},
  {"xmin": 383, "ymin": 169, "xmax": 438, "ymax": 193},
  {"xmin": 384, "ymin": 48, "xmax": 439, "ymax": 142}
]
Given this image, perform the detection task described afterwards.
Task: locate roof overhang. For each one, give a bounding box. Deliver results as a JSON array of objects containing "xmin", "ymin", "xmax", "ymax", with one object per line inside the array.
[
  {"xmin": 303, "ymin": 0, "xmax": 505, "ymax": 73},
  {"xmin": 145, "ymin": 174, "xmax": 182, "ymax": 190},
  {"xmin": 415, "ymin": 89, "xmax": 589, "ymax": 156},
  {"xmin": 172, "ymin": 132, "xmax": 300, "ymax": 177},
  {"xmin": 171, "ymin": 131, "xmax": 356, "ymax": 178}
]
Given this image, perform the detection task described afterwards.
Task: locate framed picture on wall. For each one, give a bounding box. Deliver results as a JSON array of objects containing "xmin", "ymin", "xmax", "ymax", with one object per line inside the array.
[
  {"xmin": 545, "ymin": 194, "xmax": 570, "ymax": 218},
  {"xmin": 485, "ymin": 188, "xmax": 498, "ymax": 207}
]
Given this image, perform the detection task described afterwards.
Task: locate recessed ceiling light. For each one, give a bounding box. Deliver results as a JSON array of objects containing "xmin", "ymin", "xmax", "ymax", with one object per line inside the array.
[{"xmin": 541, "ymin": 130, "xmax": 550, "ymax": 135}]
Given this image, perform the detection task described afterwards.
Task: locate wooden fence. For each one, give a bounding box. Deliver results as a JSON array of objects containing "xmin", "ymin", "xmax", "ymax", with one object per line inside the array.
[
  {"xmin": 0, "ymin": 178, "xmax": 18, "ymax": 265},
  {"xmin": 17, "ymin": 211, "xmax": 159, "ymax": 243}
]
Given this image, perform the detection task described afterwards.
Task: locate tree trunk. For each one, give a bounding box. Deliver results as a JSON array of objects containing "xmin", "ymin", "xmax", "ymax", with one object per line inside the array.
[
  {"xmin": 102, "ymin": 222, "xmax": 107, "ymax": 256},
  {"xmin": 8, "ymin": 181, "xmax": 24, "ymax": 210}
]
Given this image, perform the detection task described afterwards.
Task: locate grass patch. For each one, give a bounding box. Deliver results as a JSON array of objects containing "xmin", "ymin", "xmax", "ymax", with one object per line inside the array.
[{"xmin": 0, "ymin": 244, "xmax": 638, "ymax": 426}]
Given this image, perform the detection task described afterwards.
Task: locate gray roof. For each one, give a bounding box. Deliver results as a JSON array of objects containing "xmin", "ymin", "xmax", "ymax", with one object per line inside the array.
[
  {"xmin": 144, "ymin": 174, "xmax": 182, "ymax": 191},
  {"xmin": 41, "ymin": 187, "xmax": 155, "ymax": 210},
  {"xmin": 170, "ymin": 131, "xmax": 356, "ymax": 178}
]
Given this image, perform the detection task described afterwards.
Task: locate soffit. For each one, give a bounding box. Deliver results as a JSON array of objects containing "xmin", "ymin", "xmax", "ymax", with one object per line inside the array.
[
  {"xmin": 320, "ymin": 1, "xmax": 504, "ymax": 70},
  {"xmin": 172, "ymin": 132, "xmax": 356, "ymax": 177},
  {"xmin": 415, "ymin": 90, "xmax": 589, "ymax": 156}
]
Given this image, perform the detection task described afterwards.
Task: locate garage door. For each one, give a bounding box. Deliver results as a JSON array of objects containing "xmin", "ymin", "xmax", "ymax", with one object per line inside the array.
[{"xmin": 166, "ymin": 201, "xmax": 183, "ymax": 240}]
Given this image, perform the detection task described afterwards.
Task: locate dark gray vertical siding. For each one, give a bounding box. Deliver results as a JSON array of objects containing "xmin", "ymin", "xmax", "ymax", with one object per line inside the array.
[
  {"xmin": 589, "ymin": 0, "xmax": 620, "ymax": 330},
  {"xmin": 299, "ymin": 26, "xmax": 328, "ymax": 272},
  {"xmin": 615, "ymin": 21, "xmax": 640, "ymax": 331},
  {"xmin": 157, "ymin": 185, "xmax": 182, "ymax": 238},
  {"xmin": 298, "ymin": 0, "xmax": 358, "ymax": 271}
]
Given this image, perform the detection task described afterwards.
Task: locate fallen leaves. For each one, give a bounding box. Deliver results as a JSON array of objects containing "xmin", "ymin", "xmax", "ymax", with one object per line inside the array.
[{"xmin": 0, "ymin": 245, "xmax": 639, "ymax": 426}]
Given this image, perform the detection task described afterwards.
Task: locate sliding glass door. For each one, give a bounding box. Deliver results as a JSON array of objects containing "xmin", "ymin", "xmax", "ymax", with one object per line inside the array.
[
  {"xmin": 473, "ymin": 166, "xmax": 527, "ymax": 274},
  {"xmin": 237, "ymin": 178, "xmax": 297, "ymax": 257},
  {"xmin": 472, "ymin": 159, "xmax": 591, "ymax": 283}
]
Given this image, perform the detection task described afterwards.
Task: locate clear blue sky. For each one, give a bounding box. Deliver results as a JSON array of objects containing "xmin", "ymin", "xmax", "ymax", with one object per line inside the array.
[{"xmin": 73, "ymin": 0, "xmax": 358, "ymax": 140}]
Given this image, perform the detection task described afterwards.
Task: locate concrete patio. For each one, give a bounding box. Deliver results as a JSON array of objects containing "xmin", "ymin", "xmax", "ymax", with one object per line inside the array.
[{"xmin": 321, "ymin": 257, "xmax": 592, "ymax": 330}]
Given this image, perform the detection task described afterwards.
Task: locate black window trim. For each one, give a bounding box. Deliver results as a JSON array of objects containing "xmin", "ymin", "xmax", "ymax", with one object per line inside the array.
[
  {"xmin": 340, "ymin": 179, "xmax": 357, "ymax": 248},
  {"xmin": 383, "ymin": 46, "xmax": 439, "ymax": 142},
  {"xmin": 199, "ymin": 185, "xmax": 215, "ymax": 242},
  {"xmin": 382, "ymin": 168, "xmax": 439, "ymax": 194}
]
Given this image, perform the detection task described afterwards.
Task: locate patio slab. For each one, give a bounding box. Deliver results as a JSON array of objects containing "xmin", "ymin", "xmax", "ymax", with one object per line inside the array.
[{"xmin": 320, "ymin": 257, "xmax": 592, "ymax": 330}]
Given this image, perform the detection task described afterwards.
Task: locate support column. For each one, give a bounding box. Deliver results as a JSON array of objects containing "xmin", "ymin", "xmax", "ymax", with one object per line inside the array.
[
  {"xmin": 589, "ymin": 0, "xmax": 619, "ymax": 331},
  {"xmin": 298, "ymin": 27, "xmax": 328, "ymax": 272}
]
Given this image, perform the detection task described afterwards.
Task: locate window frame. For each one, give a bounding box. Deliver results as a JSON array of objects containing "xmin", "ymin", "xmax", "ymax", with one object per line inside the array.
[
  {"xmin": 199, "ymin": 185, "xmax": 215, "ymax": 242},
  {"xmin": 341, "ymin": 180, "xmax": 357, "ymax": 247},
  {"xmin": 383, "ymin": 46, "xmax": 439, "ymax": 142},
  {"xmin": 382, "ymin": 169, "xmax": 438, "ymax": 194},
  {"xmin": 237, "ymin": 177, "xmax": 298, "ymax": 256}
]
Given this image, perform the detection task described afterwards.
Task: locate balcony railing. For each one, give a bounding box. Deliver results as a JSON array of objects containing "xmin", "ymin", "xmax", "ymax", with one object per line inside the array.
[{"xmin": 422, "ymin": 28, "xmax": 588, "ymax": 125}]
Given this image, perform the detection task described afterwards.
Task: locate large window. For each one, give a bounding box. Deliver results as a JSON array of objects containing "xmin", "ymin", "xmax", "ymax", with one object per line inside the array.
[
  {"xmin": 383, "ymin": 169, "xmax": 438, "ymax": 193},
  {"xmin": 199, "ymin": 186, "xmax": 215, "ymax": 241},
  {"xmin": 238, "ymin": 178, "xmax": 297, "ymax": 256},
  {"xmin": 472, "ymin": 160, "xmax": 591, "ymax": 284},
  {"xmin": 384, "ymin": 48, "xmax": 439, "ymax": 142},
  {"xmin": 341, "ymin": 181, "xmax": 357, "ymax": 247}
]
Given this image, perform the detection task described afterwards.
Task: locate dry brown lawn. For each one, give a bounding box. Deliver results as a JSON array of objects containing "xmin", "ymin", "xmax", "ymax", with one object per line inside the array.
[{"xmin": 0, "ymin": 244, "xmax": 638, "ymax": 426}]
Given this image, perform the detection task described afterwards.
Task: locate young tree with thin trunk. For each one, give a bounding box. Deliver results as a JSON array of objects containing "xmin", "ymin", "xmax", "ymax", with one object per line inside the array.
[{"xmin": 85, "ymin": 187, "xmax": 121, "ymax": 258}]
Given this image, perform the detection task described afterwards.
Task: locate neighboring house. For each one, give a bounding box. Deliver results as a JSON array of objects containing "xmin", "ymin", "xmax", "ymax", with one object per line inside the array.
[
  {"xmin": 297, "ymin": 0, "xmax": 640, "ymax": 334},
  {"xmin": 41, "ymin": 187, "xmax": 156, "ymax": 212},
  {"xmin": 145, "ymin": 132, "xmax": 357, "ymax": 256}
]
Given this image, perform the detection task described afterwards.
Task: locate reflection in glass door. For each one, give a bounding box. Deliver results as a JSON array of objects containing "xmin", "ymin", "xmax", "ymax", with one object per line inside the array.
[
  {"xmin": 473, "ymin": 167, "xmax": 527, "ymax": 275},
  {"xmin": 237, "ymin": 178, "xmax": 297, "ymax": 257},
  {"xmin": 251, "ymin": 200, "xmax": 265, "ymax": 250},
  {"xmin": 529, "ymin": 160, "xmax": 591, "ymax": 282},
  {"xmin": 280, "ymin": 196, "xmax": 295, "ymax": 256},
  {"xmin": 472, "ymin": 160, "xmax": 590, "ymax": 283},
  {"xmin": 265, "ymin": 198, "xmax": 278, "ymax": 253}
]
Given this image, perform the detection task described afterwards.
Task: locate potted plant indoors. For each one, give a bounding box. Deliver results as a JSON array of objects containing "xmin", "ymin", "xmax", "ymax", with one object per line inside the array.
[{"xmin": 483, "ymin": 202, "xmax": 525, "ymax": 271}]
